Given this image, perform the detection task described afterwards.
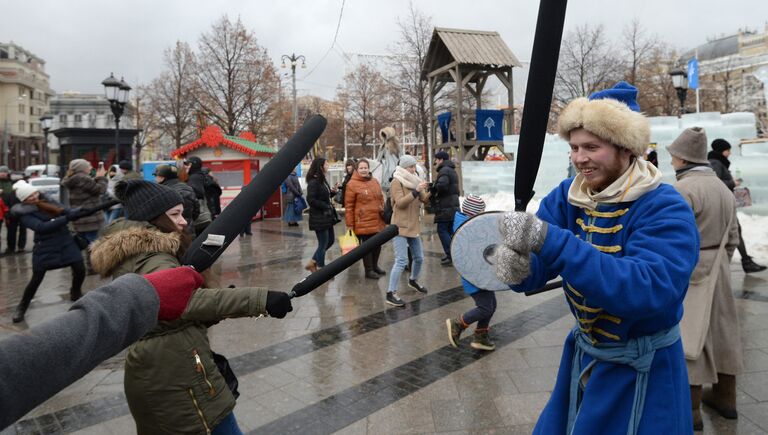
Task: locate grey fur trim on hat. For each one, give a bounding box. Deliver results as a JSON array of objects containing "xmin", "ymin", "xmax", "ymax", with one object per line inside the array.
[
  {"xmin": 557, "ymin": 97, "xmax": 650, "ymax": 156},
  {"xmin": 398, "ymin": 155, "xmax": 417, "ymax": 168},
  {"xmin": 114, "ymin": 179, "xmax": 183, "ymax": 222},
  {"xmin": 666, "ymin": 127, "xmax": 709, "ymax": 164}
]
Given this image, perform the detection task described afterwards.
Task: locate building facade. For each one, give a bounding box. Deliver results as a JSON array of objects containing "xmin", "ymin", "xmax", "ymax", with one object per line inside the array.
[
  {"xmin": 0, "ymin": 42, "xmax": 54, "ymax": 170},
  {"xmin": 48, "ymin": 92, "xmax": 135, "ymax": 166},
  {"xmin": 690, "ymin": 25, "xmax": 768, "ymax": 134}
]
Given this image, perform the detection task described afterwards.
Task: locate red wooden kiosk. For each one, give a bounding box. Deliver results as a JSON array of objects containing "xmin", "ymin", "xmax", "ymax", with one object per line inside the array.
[{"xmin": 171, "ymin": 126, "xmax": 280, "ymax": 219}]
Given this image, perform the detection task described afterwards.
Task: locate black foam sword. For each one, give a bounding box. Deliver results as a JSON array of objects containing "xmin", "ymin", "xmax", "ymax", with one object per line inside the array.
[{"xmin": 512, "ymin": 0, "xmax": 568, "ymax": 296}]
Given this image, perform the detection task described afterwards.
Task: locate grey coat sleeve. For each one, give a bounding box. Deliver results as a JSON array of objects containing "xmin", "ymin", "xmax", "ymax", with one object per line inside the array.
[{"xmin": 0, "ymin": 274, "xmax": 159, "ymax": 429}]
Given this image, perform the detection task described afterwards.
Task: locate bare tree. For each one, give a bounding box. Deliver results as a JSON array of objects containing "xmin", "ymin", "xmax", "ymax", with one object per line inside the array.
[
  {"xmin": 144, "ymin": 41, "xmax": 198, "ymax": 149},
  {"xmin": 336, "ymin": 63, "xmax": 394, "ymax": 152},
  {"xmin": 389, "ymin": 2, "xmax": 433, "ymax": 160},
  {"xmin": 241, "ymin": 48, "xmax": 279, "ymax": 143},
  {"xmin": 194, "ymin": 15, "xmax": 273, "ymax": 135},
  {"xmin": 554, "ymin": 23, "xmax": 624, "ymax": 105},
  {"xmin": 622, "ymin": 19, "xmax": 659, "ymax": 85}
]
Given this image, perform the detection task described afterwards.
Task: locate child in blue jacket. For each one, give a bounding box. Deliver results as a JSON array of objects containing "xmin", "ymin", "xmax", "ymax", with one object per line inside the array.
[{"xmin": 445, "ymin": 195, "xmax": 496, "ymax": 350}]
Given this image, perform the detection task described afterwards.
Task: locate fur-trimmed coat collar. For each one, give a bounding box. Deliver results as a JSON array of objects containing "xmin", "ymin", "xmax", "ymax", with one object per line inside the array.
[{"xmin": 90, "ymin": 220, "xmax": 181, "ymax": 277}]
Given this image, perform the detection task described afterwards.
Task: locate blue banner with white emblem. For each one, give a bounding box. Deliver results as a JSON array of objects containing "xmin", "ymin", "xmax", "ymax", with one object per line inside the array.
[
  {"xmin": 475, "ymin": 109, "xmax": 504, "ymax": 141},
  {"xmin": 687, "ymin": 58, "xmax": 699, "ymax": 90},
  {"xmin": 437, "ymin": 112, "xmax": 452, "ymax": 143}
]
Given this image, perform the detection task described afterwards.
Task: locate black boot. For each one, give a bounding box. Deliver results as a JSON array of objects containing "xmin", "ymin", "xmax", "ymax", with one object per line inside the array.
[
  {"xmin": 12, "ymin": 301, "xmax": 29, "ymax": 323},
  {"xmin": 372, "ymin": 246, "xmax": 386, "ymax": 276},
  {"xmin": 363, "ymin": 253, "xmax": 378, "ymax": 279},
  {"xmin": 743, "ymin": 257, "xmax": 767, "ymax": 273}
]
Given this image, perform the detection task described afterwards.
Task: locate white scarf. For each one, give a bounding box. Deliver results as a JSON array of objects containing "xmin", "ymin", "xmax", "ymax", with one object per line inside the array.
[
  {"xmin": 392, "ymin": 166, "xmax": 423, "ymax": 190},
  {"xmin": 568, "ymin": 157, "xmax": 663, "ymax": 211}
]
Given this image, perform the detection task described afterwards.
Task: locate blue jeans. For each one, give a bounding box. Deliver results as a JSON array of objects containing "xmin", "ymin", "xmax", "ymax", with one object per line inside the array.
[
  {"xmin": 212, "ymin": 412, "xmax": 242, "ymax": 435},
  {"xmin": 388, "ymin": 236, "xmax": 423, "ymax": 292},
  {"xmin": 312, "ymin": 227, "xmax": 335, "ymax": 267},
  {"xmin": 462, "ymin": 290, "xmax": 497, "ymax": 329},
  {"xmin": 436, "ymin": 221, "xmax": 454, "ymax": 258}
]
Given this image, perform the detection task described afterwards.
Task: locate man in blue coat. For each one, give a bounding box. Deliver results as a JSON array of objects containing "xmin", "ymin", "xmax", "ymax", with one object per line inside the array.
[{"xmin": 494, "ymin": 82, "xmax": 700, "ymax": 434}]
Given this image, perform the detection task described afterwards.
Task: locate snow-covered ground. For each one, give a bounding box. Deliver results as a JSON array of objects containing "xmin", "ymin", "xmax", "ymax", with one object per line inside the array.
[{"xmin": 472, "ymin": 192, "xmax": 768, "ymax": 265}]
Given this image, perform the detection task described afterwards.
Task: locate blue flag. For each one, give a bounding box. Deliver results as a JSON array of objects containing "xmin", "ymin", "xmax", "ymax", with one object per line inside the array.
[
  {"xmin": 475, "ymin": 109, "xmax": 504, "ymax": 141},
  {"xmin": 687, "ymin": 58, "xmax": 699, "ymax": 90},
  {"xmin": 437, "ymin": 112, "xmax": 452, "ymax": 143}
]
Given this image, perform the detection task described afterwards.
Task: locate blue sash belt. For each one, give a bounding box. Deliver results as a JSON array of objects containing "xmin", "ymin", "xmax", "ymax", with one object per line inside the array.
[{"xmin": 567, "ymin": 324, "xmax": 680, "ymax": 435}]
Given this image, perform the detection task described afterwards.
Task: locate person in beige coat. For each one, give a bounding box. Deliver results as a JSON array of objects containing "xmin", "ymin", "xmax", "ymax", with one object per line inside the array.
[
  {"xmin": 668, "ymin": 127, "xmax": 743, "ymax": 431},
  {"xmin": 386, "ymin": 155, "xmax": 430, "ymax": 307}
]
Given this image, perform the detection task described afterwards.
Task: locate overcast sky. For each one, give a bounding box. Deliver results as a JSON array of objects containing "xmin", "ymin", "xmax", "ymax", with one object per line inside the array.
[{"xmin": 2, "ymin": 0, "xmax": 766, "ymax": 101}]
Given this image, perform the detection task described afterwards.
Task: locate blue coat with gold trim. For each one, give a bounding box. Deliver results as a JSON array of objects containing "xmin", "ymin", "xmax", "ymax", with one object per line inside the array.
[{"xmin": 512, "ymin": 178, "xmax": 699, "ymax": 435}]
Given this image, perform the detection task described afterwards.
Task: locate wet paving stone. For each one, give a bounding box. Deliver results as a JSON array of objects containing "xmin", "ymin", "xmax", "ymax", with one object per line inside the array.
[{"xmin": 3, "ymin": 220, "xmax": 768, "ymax": 435}]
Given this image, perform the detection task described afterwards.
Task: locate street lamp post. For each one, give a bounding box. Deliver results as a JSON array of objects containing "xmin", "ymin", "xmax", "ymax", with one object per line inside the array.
[
  {"xmin": 101, "ymin": 73, "xmax": 131, "ymax": 165},
  {"xmin": 280, "ymin": 53, "xmax": 306, "ymax": 132},
  {"xmin": 39, "ymin": 114, "xmax": 53, "ymax": 175},
  {"xmin": 669, "ymin": 68, "xmax": 689, "ymax": 117}
]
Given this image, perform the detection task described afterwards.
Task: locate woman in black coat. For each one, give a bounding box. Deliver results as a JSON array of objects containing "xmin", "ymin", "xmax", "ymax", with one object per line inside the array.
[
  {"xmin": 305, "ymin": 158, "xmax": 339, "ymax": 272},
  {"xmin": 10, "ymin": 182, "xmax": 86, "ymax": 323}
]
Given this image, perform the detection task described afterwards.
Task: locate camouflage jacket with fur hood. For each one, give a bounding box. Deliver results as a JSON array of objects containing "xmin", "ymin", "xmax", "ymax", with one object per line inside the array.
[{"xmin": 90, "ymin": 219, "xmax": 269, "ymax": 434}]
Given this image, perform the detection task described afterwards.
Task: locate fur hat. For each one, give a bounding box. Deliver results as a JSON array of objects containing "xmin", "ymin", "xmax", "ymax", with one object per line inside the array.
[
  {"xmin": 461, "ymin": 194, "xmax": 486, "ymax": 217},
  {"xmin": 711, "ymin": 138, "xmax": 732, "ymax": 153},
  {"xmin": 69, "ymin": 159, "xmax": 92, "ymax": 174},
  {"xmin": 558, "ymin": 81, "xmax": 650, "ymax": 156},
  {"xmin": 667, "ymin": 127, "xmax": 709, "ymax": 164},
  {"xmin": 114, "ymin": 179, "xmax": 183, "ymax": 222},
  {"xmin": 398, "ymin": 155, "xmax": 417, "ymax": 168},
  {"xmin": 13, "ymin": 180, "xmax": 38, "ymax": 202},
  {"xmin": 379, "ymin": 126, "xmax": 397, "ymax": 141}
]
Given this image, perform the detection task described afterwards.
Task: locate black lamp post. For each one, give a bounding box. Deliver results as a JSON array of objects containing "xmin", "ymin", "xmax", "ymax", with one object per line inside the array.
[
  {"xmin": 669, "ymin": 68, "xmax": 689, "ymax": 116},
  {"xmin": 280, "ymin": 53, "xmax": 306, "ymax": 132},
  {"xmin": 39, "ymin": 114, "xmax": 53, "ymax": 175},
  {"xmin": 102, "ymin": 73, "xmax": 131, "ymax": 165}
]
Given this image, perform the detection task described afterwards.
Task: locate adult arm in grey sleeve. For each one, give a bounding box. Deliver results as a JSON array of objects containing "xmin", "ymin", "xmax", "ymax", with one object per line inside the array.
[{"xmin": 0, "ymin": 274, "xmax": 159, "ymax": 429}]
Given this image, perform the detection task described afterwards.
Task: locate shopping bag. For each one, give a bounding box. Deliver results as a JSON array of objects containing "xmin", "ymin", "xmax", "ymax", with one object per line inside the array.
[
  {"xmin": 293, "ymin": 196, "xmax": 308, "ymax": 215},
  {"xmin": 338, "ymin": 230, "xmax": 359, "ymax": 255}
]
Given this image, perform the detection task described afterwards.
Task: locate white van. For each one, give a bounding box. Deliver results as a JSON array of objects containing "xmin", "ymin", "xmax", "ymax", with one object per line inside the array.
[{"xmin": 24, "ymin": 164, "xmax": 60, "ymax": 177}]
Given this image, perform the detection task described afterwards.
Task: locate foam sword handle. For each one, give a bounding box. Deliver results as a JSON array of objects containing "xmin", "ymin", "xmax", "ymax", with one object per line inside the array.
[
  {"xmin": 289, "ymin": 225, "xmax": 399, "ymax": 298},
  {"xmin": 182, "ymin": 115, "xmax": 327, "ymax": 272}
]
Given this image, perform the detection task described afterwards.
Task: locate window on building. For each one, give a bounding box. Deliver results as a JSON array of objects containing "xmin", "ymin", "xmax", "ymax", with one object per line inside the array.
[
  {"xmin": 30, "ymin": 123, "xmax": 36, "ymax": 133},
  {"xmin": 106, "ymin": 114, "xmax": 114, "ymax": 124},
  {"xmin": 30, "ymin": 106, "xmax": 34, "ymax": 115},
  {"xmin": 59, "ymin": 114, "xmax": 67, "ymax": 123},
  {"xmin": 18, "ymin": 104, "xmax": 25, "ymax": 114},
  {"xmin": 18, "ymin": 121, "xmax": 25, "ymax": 132}
]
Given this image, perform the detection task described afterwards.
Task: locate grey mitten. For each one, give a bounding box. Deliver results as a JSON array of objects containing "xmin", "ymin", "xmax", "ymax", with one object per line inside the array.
[
  {"xmin": 498, "ymin": 211, "xmax": 548, "ymax": 254},
  {"xmin": 494, "ymin": 245, "xmax": 531, "ymax": 285}
]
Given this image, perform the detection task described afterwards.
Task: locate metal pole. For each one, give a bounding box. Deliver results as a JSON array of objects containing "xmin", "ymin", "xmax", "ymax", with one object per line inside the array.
[
  {"xmin": 43, "ymin": 128, "xmax": 49, "ymax": 175},
  {"xmin": 115, "ymin": 115, "xmax": 120, "ymax": 163},
  {"xmin": 292, "ymin": 64, "xmax": 298, "ymax": 133}
]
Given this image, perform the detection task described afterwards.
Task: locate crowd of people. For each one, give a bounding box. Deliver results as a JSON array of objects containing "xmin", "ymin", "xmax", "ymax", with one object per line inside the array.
[{"xmin": 1, "ymin": 80, "xmax": 766, "ymax": 433}]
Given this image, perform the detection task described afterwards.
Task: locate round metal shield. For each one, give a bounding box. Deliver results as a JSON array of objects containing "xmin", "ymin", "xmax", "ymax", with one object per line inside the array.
[{"xmin": 450, "ymin": 211, "xmax": 509, "ymax": 291}]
